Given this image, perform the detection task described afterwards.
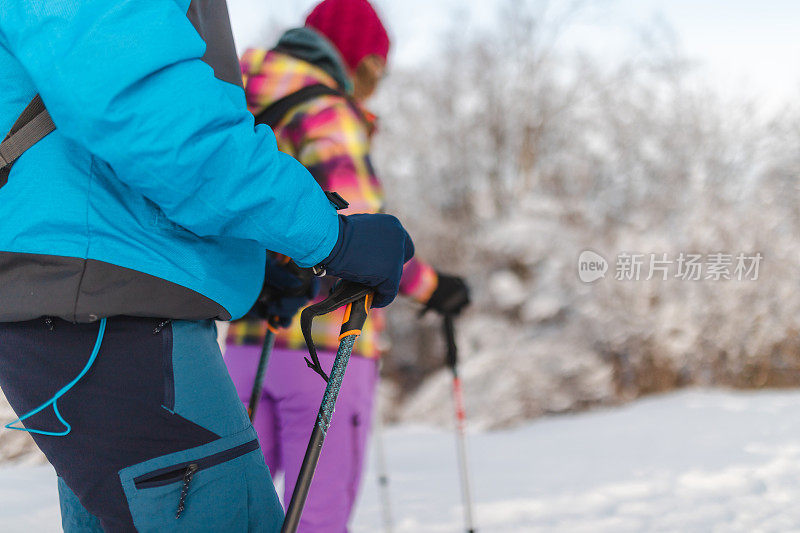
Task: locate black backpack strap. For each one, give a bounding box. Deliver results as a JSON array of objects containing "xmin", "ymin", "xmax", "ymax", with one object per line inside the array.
[
  {"xmin": 0, "ymin": 95, "xmax": 56, "ymax": 188},
  {"xmin": 252, "ymin": 84, "xmax": 342, "ymax": 128}
]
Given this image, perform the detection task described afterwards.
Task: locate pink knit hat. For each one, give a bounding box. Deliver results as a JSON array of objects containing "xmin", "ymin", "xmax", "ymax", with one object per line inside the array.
[{"xmin": 305, "ymin": 0, "xmax": 391, "ymax": 73}]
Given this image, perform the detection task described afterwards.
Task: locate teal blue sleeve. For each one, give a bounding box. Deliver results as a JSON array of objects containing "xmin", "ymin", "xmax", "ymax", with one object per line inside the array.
[{"xmin": 0, "ymin": 0, "xmax": 338, "ymax": 267}]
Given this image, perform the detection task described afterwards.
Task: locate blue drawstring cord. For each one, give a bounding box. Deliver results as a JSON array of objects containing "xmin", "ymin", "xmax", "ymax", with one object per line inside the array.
[{"xmin": 5, "ymin": 318, "xmax": 107, "ymax": 437}]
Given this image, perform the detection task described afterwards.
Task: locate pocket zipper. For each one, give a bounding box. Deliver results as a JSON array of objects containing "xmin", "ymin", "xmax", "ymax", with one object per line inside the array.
[
  {"xmin": 133, "ymin": 439, "xmax": 260, "ymax": 490},
  {"xmin": 132, "ymin": 439, "xmax": 260, "ymax": 520}
]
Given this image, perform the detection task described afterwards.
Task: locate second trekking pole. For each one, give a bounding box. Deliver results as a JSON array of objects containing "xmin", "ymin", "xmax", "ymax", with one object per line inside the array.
[
  {"xmin": 444, "ymin": 314, "xmax": 477, "ymax": 533},
  {"xmin": 248, "ymin": 253, "xmax": 317, "ymax": 421},
  {"xmin": 247, "ymin": 324, "xmax": 277, "ymax": 422},
  {"xmin": 282, "ymin": 281, "xmax": 374, "ymax": 533}
]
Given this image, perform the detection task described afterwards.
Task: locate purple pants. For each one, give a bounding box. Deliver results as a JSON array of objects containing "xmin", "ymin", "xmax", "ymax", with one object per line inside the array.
[{"xmin": 224, "ymin": 344, "xmax": 378, "ymax": 533}]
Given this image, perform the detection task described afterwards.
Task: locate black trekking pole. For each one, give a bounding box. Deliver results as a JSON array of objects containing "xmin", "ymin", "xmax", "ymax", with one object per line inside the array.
[
  {"xmin": 282, "ymin": 281, "xmax": 374, "ymax": 533},
  {"xmin": 248, "ymin": 254, "xmax": 318, "ymax": 422},
  {"xmin": 444, "ymin": 314, "xmax": 477, "ymax": 533},
  {"xmin": 247, "ymin": 323, "xmax": 277, "ymax": 422}
]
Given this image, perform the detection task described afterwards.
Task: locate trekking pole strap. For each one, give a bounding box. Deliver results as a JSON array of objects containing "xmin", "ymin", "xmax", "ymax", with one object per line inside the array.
[
  {"xmin": 300, "ymin": 281, "xmax": 372, "ymax": 382},
  {"xmin": 1, "ymin": 95, "xmax": 56, "ymax": 187}
]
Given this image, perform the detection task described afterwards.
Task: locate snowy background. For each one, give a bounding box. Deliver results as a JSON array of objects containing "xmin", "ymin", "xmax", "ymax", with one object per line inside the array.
[{"xmin": 3, "ymin": 0, "xmax": 800, "ymax": 531}]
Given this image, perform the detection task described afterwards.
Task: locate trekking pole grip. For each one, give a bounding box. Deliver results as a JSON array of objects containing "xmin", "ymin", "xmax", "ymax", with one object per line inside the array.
[{"xmin": 339, "ymin": 290, "xmax": 373, "ymax": 339}]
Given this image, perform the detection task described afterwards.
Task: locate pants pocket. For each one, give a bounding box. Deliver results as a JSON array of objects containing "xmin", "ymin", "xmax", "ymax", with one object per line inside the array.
[
  {"xmin": 119, "ymin": 432, "xmax": 282, "ymax": 533},
  {"xmin": 132, "ymin": 439, "xmax": 259, "ymax": 490}
]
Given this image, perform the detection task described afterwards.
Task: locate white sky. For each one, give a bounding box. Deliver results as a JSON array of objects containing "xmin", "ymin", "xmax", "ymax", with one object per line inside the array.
[{"xmin": 227, "ymin": 0, "xmax": 800, "ymax": 110}]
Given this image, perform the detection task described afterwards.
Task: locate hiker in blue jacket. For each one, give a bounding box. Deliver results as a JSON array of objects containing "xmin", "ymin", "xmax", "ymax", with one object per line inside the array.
[{"xmin": 0, "ymin": 1, "xmax": 413, "ymax": 531}]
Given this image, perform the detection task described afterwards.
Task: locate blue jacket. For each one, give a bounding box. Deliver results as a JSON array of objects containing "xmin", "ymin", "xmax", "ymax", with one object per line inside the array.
[{"xmin": 0, "ymin": 0, "xmax": 340, "ymax": 322}]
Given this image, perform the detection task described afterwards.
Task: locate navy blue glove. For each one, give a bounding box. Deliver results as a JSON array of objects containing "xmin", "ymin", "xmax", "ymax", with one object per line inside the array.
[
  {"xmin": 250, "ymin": 255, "xmax": 320, "ymax": 327},
  {"xmin": 317, "ymin": 214, "xmax": 415, "ymax": 308}
]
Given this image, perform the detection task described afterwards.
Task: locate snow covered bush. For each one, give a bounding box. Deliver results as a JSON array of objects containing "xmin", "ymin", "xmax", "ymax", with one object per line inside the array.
[{"xmin": 372, "ymin": 1, "xmax": 800, "ymax": 428}]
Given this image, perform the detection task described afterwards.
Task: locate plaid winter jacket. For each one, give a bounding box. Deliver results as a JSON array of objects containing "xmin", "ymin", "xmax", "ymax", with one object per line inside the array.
[{"xmin": 227, "ymin": 46, "xmax": 437, "ymax": 357}]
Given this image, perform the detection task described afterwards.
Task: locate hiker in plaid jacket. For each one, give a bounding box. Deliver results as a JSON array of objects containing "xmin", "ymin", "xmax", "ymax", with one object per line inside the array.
[{"xmin": 225, "ymin": 1, "xmax": 470, "ymax": 530}]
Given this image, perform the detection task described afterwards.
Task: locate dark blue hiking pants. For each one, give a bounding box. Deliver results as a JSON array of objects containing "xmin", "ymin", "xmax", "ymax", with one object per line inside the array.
[{"xmin": 0, "ymin": 317, "xmax": 283, "ymax": 532}]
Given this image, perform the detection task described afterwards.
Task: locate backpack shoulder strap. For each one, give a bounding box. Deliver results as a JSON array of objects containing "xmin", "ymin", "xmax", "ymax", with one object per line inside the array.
[
  {"xmin": 0, "ymin": 95, "xmax": 56, "ymax": 188},
  {"xmin": 252, "ymin": 84, "xmax": 342, "ymax": 129}
]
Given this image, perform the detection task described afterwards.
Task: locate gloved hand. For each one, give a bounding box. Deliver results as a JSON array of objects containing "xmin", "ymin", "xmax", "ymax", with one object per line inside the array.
[
  {"xmin": 316, "ymin": 214, "xmax": 414, "ymax": 308},
  {"xmin": 425, "ymin": 272, "xmax": 470, "ymax": 316},
  {"xmin": 250, "ymin": 255, "xmax": 320, "ymax": 327}
]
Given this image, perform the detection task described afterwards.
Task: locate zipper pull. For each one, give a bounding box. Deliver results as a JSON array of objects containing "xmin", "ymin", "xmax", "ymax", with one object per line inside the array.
[{"xmin": 175, "ymin": 463, "xmax": 198, "ymax": 519}]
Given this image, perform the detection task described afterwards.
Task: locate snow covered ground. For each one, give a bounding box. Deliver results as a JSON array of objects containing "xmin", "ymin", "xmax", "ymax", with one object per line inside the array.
[{"xmin": 5, "ymin": 389, "xmax": 800, "ymax": 532}]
